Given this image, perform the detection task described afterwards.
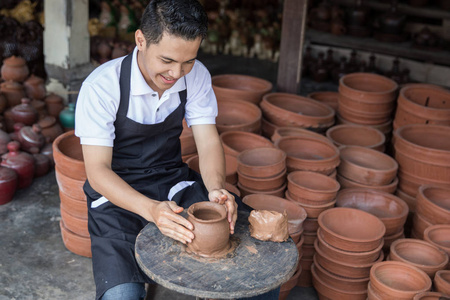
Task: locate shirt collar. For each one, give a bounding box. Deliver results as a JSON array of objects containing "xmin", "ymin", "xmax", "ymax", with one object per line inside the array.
[{"xmin": 130, "ymin": 47, "xmax": 186, "ymax": 97}]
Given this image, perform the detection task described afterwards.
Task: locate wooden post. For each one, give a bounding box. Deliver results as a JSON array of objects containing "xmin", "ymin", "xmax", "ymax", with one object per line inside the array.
[{"xmin": 276, "ymin": 0, "xmax": 308, "ymax": 94}]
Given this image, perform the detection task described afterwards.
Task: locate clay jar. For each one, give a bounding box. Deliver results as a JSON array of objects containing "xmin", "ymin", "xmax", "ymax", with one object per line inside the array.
[
  {"xmin": 38, "ymin": 115, "xmax": 64, "ymax": 142},
  {"xmin": 23, "ymin": 74, "xmax": 46, "ymax": 100},
  {"xmin": 1, "ymin": 55, "xmax": 30, "ymax": 82},
  {"xmin": 11, "ymin": 98, "xmax": 39, "ymax": 126},
  {"xmin": 1, "ymin": 141, "xmax": 35, "ymax": 189},
  {"xmin": 186, "ymin": 201, "xmax": 230, "ymax": 258},
  {"xmin": 18, "ymin": 124, "xmax": 46, "ymax": 152},
  {"xmin": 0, "ymin": 81, "xmax": 27, "ymax": 107},
  {"xmin": 0, "ymin": 166, "xmax": 18, "ymax": 205},
  {"xmin": 44, "ymin": 93, "xmax": 65, "ymax": 118}
]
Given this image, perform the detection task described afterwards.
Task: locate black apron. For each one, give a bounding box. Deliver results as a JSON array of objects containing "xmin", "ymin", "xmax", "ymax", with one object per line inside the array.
[{"xmin": 84, "ymin": 53, "xmax": 212, "ymax": 299}]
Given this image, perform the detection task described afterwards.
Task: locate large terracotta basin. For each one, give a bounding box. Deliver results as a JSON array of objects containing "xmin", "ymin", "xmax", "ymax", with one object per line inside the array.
[
  {"xmin": 287, "ymin": 171, "xmax": 340, "ymax": 203},
  {"xmin": 220, "ymin": 131, "xmax": 275, "ymax": 157},
  {"xmin": 52, "ymin": 130, "xmax": 86, "ymax": 181},
  {"xmin": 307, "ymin": 91, "xmax": 339, "ymax": 111},
  {"xmin": 339, "ymin": 72, "xmax": 398, "ymax": 102},
  {"xmin": 326, "ymin": 124, "xmax": 385, "ymax": 152},
  {"xmin": 216, "ymin": 98, "xmax": 261, "ymax": 134},
  {"xmin": 212, "ymin": 74, "xmax": 272, "ymax": 105}
]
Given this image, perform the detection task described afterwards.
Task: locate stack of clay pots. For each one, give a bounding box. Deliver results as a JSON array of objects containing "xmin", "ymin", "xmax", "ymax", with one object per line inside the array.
[
  {"xmin": 180, "ymin": 119, "xmax": 197, "ymax": 162},
  {"xmin": 312, "ymin": 207, "xmax": 386, "ymax": 299},
  {"xmin": 219, "ymin": 130, "xmax": 275, "ymax": 158},
  {"xmin": 216, "ymin": 98, "xmax": 262, "ymax": 134},
  {"xmin": 271, "ymin": 127, "xmax": 332, "ymax": 145},
  {"xmin": 260, "ymin": 93, "xmax": 335, "ymax": 134},
  {"xmin": 236, "ymin": 147, "xmax": 286, "ymax": 198},
  {"xmin": 336, "ymin": 145, "xmax": 399, "ymax": 195},
  {"xmin": 423, "ymin": 224, "xmax": 450, "ymax": 259},
  {"xmin": 307, "ymin": 91, "xmax": 339, "ymax": 112},
  {"xmin": 335, "ymin": 188, "xmax": 408, "ymax": 255},
  {"xmin": 434, "ymin": 270, "xmax": 450, "ymax": 295},
  {"xmin": 53, "ymin": 130, "xmax": 91, "ymax": 258},
  {"xmin": 285, "ymin": 170, "xmax": 339, "ymax": 287},
  {"xmin": 412, "ymin": 185, "xmax": 450, "ymax": 239},
  {"xmin": 368, "ymin": 261, "xmax": 432, "ymax": 299},
  {"xmin": 326, "ymin": 124, "xmax": 386, "ymax": 152}
]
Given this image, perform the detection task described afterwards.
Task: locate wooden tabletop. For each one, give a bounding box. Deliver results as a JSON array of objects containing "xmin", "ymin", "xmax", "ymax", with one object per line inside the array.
[{"xmin": 135, "ymin": 210, "xmax": 299, "ymax": 299}]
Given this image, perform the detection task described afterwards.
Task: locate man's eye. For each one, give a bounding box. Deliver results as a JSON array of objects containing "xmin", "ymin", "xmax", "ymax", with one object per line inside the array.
[{"xmin": 162, "ymin": 60, "xmax": 172, "ymax": 64}]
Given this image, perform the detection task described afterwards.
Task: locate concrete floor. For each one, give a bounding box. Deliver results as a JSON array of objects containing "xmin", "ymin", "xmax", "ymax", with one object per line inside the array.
[{"xmin": 0, "ymin": 53, "xmax": 334, "ymax": 300}]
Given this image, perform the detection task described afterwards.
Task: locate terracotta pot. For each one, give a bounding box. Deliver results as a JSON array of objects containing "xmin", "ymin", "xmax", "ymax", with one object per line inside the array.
[
  {"xmin": 59, "ymin": 189, "xmax": 87, "ymax": 219},
  {"xmin": 271, "ymin": 126, "xmax": 332, "ymax": 145},
  {"xmin": 336, "ymin": 174, "xmax": 398, "ymax": 194},
  {"xmin": 261, "ymin": 117, "xmax": 279, "ymax": 139},
  {"xmin": 216, "ymin": 99, "xmax": 261, "ymax": 134},
  {"xmin": 303, "ymin": 217, "xmax": 319, "ymax": 233},
  {"xmin": 326, "ymin": 124, "xmax": 385, "ymax": 152},
  {"xmin": 434, "ymin": 270, "xmax": 450, "ymax": 295},
  {"xmin": 297, "ymin": 263, "xmax": 313, "ymax": 287},
  {"xmin": 10, "ymin": 98, "xmax": 38, "ymax": 126},
  {"xmin": 275, "ymin": 136, "xmax": 340, "ymax": 174},
  {"xmin": 307, "ymin": 91, "xmax": 339, "ymax": 112},
  {"xmin": 338, "ymin": 104, "xmax": 393, "ymax": 126},
  {"xmin": 224, "ymin": 182, "xmax": 240, "ymax": 197},
  {"xmin": 318, "ymin": 207, "xmax": 386, "ymax": 252},
  {"xmin": 413, "ymin": 291, "xmax": 448, "ymax": 300},
  {"xmin": 423, "ymin": 225, "xmax": 450, "ymax": 257},
  {"xmin": 220, "ymin": 131, "xmax": 275, "ymax": 157},
  {"xmin": 412, "ymin": 211, "xmax": 433, "ymax": 240},
  {"xmin": 260, "ymin": 93, "xmax": 335, "ymax": 130},
  {"xmin": 285, "ymin": 191, "xmax": 336, "ymax": 218},
  {"xmin": 30, "ymin": 99, "xmax": 47, "ymax": 119},
  {"xmin": 237, "ymin": 147, "xmax": 286, "ymax": 179},
  {"xmin": 290, "ymin": 228, "xmax": 304, "ymax": 244},
  {"xmin": 52, "ymin": 130, "xmax": 86, "ymax": 181},
  {"xmin": 44, "ymin": 93, "xmax": 65, "ymax": 118},
  {"xmin": 18, "ymin": 124, "xmax": 46, "ymax": 152},
  {"xmin": 383, "ymin": 229, "xmax": 405, "ymax": 253},
  {"xmin": 0, "ymin": 81, "xmax": 27, "ymax": 108},
  {"xmin": 415, "ymin": 185, "xmax": 450, "ymax": 225},
  {"xmin": 59, "ymin": 220, "xmax": 91, "ymax": 258},
  {"xmin": 32, "ymin": 152, "xmax": 50, "ymax": 177},
  {"xmin": 335, "ymin": 188, "xmax": 408, "ymax": 236},
  {"xmin": 38, "ymin": 115, "xmax": 64, "ymax": 142},
  {"xmin": 338, "ymin": 92, "xmax": 395, "ymax": 115},
  {"xmin": 394, "ymin": 86, "xmax": 450, "ymax": 129},
  {"xmin": 186, "ymin": 201, "xmax": 230, "ymax": 258},
  {"xmin": 23, "ymin": 74, "xmax": 46, "ymax": 100},
  {"xmin": 55, "ymin": 166, "xmax": 86, "ymax": 200},
  {"xmin": 336, "ymin": 114, "xmax": 393, "ymax": 142},
  {"xmin": 338, "ymin": 146, "xmax": 398, "ymax": 186},
  {"xmin": 212, "ymin": 74, "xmax": 272, "ymax": 105},
  {"xmin": 185, "ymin": 154, "xmax": 238, "ymax": 185},
  {"xmin": 389, "ymin": 238, "xmax": 449, "ymax": 278},
  {"xmin": 395, "ymin": 188, "xmax": 416, "ymax": 212},
  {"xmin": 1, "ymin": 141, "xmax": 34, "ymax": 189},
  {"xmin": 237, "ymin": 169, "xmax": 286, "ymax": 191},
  {"xmin": 237, "ymin": 182, "xmax": 286, "ymax": 198},
  {"xmin": 287, "ymin": 171, "xmax": 340, "ymax": 203},
  {"xmin": 1, "ymin": 56, "xmax": 29, "ymax": 82},
  {"xmin": 60, "ymin": 204, "xmax": 89, "ymax": 237},
  {"xmin": 397, "ymin": 169, "xmax": 449, "ymax": 199},
  {"xmin": 0, "ymin": 166, "xmax": 17, "ymax": 205},
  {"xmin": 242, "ymin": 194, "xmax": 307, "ymax": 234},
  {"xmin": 339, "ymin": 72, "xmax": 398, "ymax": 103},
  {"xmin": 370, "ymin": 261, "xmax": 432, "ymax": 299}
]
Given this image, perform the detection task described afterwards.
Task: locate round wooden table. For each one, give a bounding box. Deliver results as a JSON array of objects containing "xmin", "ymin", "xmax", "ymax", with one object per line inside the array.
[{"xmin": 135, "ymin": 210, "xmax": 299, "ymax": 299}]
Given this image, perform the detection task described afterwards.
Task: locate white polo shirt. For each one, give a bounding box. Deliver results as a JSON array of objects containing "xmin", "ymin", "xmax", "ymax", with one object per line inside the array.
[{"xmin": 75, "ymin": 47, "xmax": 217, "ymax": 147}]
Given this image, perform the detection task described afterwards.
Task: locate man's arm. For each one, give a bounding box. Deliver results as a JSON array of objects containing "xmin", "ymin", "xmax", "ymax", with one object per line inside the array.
[{"xmin": 81, "ymin": 144, "xmax": 195, "ymax": 244}]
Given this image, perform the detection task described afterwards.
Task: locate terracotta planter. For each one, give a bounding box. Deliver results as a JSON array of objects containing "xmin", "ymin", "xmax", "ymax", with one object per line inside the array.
[
  {"xmin": 389, "ymin": 238, "xmax": 449, "ymax": 278},
  {"xmin": 307, "ymin": 91, "xmax": 339, "ymax": 111},
  {"xmin": 1, "ymin": 56, "xmax": 29, "ymax": 82},
  {"xmin": 52, "ymin": 130, "xmax": 86, "ymax": 181},
  {"xmin": 242, "ymin": 194, "xmax": 307, "ymax": 234},
  {"xmin": 271, "ymin": 126, "xmax": 332, "ymax": 145},
  {"xmin": 216, "ymin": 99, "xmax": 262, "ymax": 134},
  {"xmin": 423, "ymin": 225, "xmax": 450, "ymax": 257},
  {"xmin": 237, "ymin": 182, "xmax": 286, "ymax": 198},
  {"xmin": 412, "ymin": 211, "xmax": 433, "ymax": 240},
  {"xmin": 326, "ymin": 124, "xmax": 385, "ymax": 152},
  {"xmin": 236, "ymin": 147, "xmax": 286, "ymax": 178},
  {"xmin": 394, "ymin": 86, "xmax": 450, "ymax": 129},
  {"xmin": 336, "ymin": 174, "xmax": 398, "ymax": 194},
  {"xmin": 335, "ymin": 188, "xmax": 408, "ymax": 236},
  {"xmin": 220, "ymin": 131, "xmax": 275, "ymax": 157},
  {"xmin": 185, "ymin": 154, "xmax": 238, "ymax": 185},
  {"xmin": 260, "ymin": 93, "xmax": 335, "ymax": 130},
  {"xmin": 338, "ymin": 146, "xmax": 398, "ymax": 186},
  {"xmin": 212, "ymin": 74, "xmax": 272, "ymax": 105},
  {"xmin": 237, "ymin": 169, "xmax": 286, "ymax": 191},
  {"xmin": 415, "ymin": 185, "xmax": 450, "ymax": 225},
  {"xmin": 59, "ymin": 189, "xmax": 87, "ymax": 219},
  {"xmin": 60, "ymin": 204, "xmax": 89, "ymax": 237},
  {"xmin": 287, "ymin": 171, "xmax": 340, "ymax": 203},
  {"xmin": 413, "ymin": 291, "xmax": 448, "ymax": 300},
  {"xmin": 434, "ymin": 270, "xmax": 450, "ymax": 295},
  {"xmin": 59, "ymin": 220, "xmax": 91, "ymax": 258},
  {"xmin": 275, "ymin": 136, "xmax": 340, "ymax": 174},
  {"xmin": 318, "ymin": 207, "xmax": 386, "ymax": 252},
  {"xmin": 339, "ymin": 73, "xmax": 398, "ymax": 103},
  {"xmin": 369, "ymin": 261, "xmax": 432, "ymax": 300},
  {"xmin": 55, "ymin": 166, "xmax": 86, "ymax": 200}
]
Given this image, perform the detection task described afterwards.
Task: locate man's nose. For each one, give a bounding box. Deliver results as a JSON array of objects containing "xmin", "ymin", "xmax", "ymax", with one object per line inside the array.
[{"xmin": 168, "ymin": 64, "xmax": 183, "ymax": 79}]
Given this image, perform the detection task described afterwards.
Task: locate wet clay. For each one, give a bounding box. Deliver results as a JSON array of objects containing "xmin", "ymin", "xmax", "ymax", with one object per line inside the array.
[{"xmin": 248, "ymin": 210, "xmax": 289, "ymax": 242}]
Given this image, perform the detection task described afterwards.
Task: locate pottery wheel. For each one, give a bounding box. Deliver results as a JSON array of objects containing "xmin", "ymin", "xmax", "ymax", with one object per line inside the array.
[{"xmin": 135, "ymin": 210, "xmax": 298, "ymax": 299}]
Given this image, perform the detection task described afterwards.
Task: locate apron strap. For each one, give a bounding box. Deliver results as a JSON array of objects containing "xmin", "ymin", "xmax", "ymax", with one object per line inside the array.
[{"xmin": 117, "ymin": 52, "xmax": 133, "ymax": 117}]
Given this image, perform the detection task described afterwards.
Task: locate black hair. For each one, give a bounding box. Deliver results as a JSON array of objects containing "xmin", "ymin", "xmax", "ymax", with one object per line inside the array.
[{"xmin": 140, "ymin": 0, "xmax": 208, "ymax": 45}]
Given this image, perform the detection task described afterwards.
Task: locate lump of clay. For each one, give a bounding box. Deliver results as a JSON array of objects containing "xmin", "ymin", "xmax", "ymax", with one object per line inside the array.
[{"xmin": 248, "ymin": 210, "xmax": 289, "ymax": 242}]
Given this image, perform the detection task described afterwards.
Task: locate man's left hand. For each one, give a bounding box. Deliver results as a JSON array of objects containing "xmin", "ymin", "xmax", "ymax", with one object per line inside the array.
[{"xmin": 209, "ymin": 189, "xmax": 238, "ymax": 234}]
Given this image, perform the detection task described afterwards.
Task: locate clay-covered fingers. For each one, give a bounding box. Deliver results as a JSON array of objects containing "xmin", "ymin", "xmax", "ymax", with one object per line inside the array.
[
  {"xmin": 209, "ymin": 189, "xmax": 238, "ymax": 234},
  {"xmin": 153, "ymin": 201, "xmax": 194, "ymax": 244}
]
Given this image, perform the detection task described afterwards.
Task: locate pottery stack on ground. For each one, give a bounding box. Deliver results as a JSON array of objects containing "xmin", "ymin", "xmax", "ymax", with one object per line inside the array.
[
  {"xmin": 307, "ymin": 91, "xmax": 339, "ymax": 112},
  {"xmin": 336, "ymin": 114, "xmax": 393, "ymax": 146},
  {"xmin": 180, "ymin": 119, "xmax": 197, "ymax": 162},
  {"xmin": 423, "ymin": 225, "xmax": 450, "ymax": 258},
  {"xmin": 312, "ymin": 207, "xmax": 386, "ymax": 298},
  {"xmin": 393, "ymin": 124, "xmax": 450, "ymax": 202},
  {"xmin": 388, "ymin": 238, "xmax": 449, "ymax": 278},
  {"xmin": 434, "ymin": 270, "xmax": 450, "ymax": 295},
  {"xmin": 260, "ymin": 93, "xmax": 335, "ymax": 133},
  {"xmin": 271, "ymin": 127, "xmax": 332, "ymax": 145},
  {"xmin": 393, "ymin": 85, "xmax": 450, "ymax": 130},
  {"xmin": 219, "ymin": 130, "xmax": 275, "ymax": 158},
  {"xmin": 53, "ymin": 130, "xmax": 91, "ymax": 258},
  {"xmin": 368, "ymin": 261, "xmax": 432, "ymax": 299},
  {"xmin": 211, "ymin": 74, "xmax": 272, "ymax": 105},
  {"xmin": 326, "ymin": 124, "xmax": 386, "ymax": 152},
  {"xmin": 236, "ymin": 147, "xmax": 287, "ymax": 198},
  {"xmin": 336, "ymin": 146, "xmax": 399, "ymax": 196},
  {"xmin": 186, "ymin": 153, "xmax": 238, "ymax": 187},
  {"xmin": 335, "ymin": 188, "xmax": 408, "ymax": 255},
  {"xmin": 412, "ymin": 185, "xmax": 450, "ymax": 239},
  {"xmin": 216, "ymin": 98, "xmax": 262, "ymax": 134}
]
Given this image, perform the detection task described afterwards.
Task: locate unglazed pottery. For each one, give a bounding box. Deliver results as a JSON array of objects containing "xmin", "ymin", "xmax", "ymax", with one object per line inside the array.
[
  {"xmin": 337, "ymin": 174, "xmax": 398, "ymax": 194},
  {"xmin": 1, "ymin": 141, "xmax": 34, "ymax": 189},
  {"xmin": 412, "ymin": 291, "xmax": 448, "ymax": 300},
  {"xmin": 0, "ymin": 166, "xmax": 17, "ymax": 205},
  {"xmin": 326, "ymin": 124, "xmax": 385, "ymax": 152},
  {"xmin": 52, "ymin": 130, "xmax": 86, "ymax": 181},
  {"xmin": 216, "ymin": 98, "xmax": 262, "ymax": 134},
  {"xmin": 271, "ymin": 126, "xmax": 332, "ymax": 145},
  {"xmin": 434, "ymin": 270, "xmax": 450, "ymax": 295},
  {"xmin": 60, "ymin": 204, "xmax": 89, "ymax": 237},
  {"xmin": 220, "ymin": 130, "xmax": 275, "ymax": 157},
  {"xmin": 306, "ymin": 91, "xmax": 339, "ymax": 111},
  {"xmin": 339, "ymin": 72, "xmax": 398, "ymax": 102},
  {"xmin": 44, "ymin": 93, "xmax": 65, "ymax": 118},
  {"xmin": 237, "ymin": 168, "xmax": 286, "ymax": 191},
  {"xmin": 23, "ymin": 74, "xmax": 46, "ymax": 100},
  {"xmin": 59, "ymin": 189, "xmax": 87, "ymax": 219},
  {"xmin": 287, "ymin": 171, "xmax": 340, "ymax": 204},
  {"xmin": 415, "ymin": 185, "xmax": 450, "ymax": 225},
  {"xmin": 38, "ymin": 115, "xmax": 64, "ymax": 142},
  {"xmin": 285, "ymin": 191, "xmax": 336, "ymax": 218},
  {"xmin": 18, "ymin": 124, "xmax": 46, "ymax": 152},
  {"xmin": 423, "ymin": 225, "xmax": 450, "ymax": 257},
  {"xmin": 1, "ymin": 55, "xmax": 29, "ymax": 82},
  {"xmin": 237, "ymin": 147, "xmax": 286, "ymax": 178},
  {"xmin": 11, "ymin": 98, "xmax": 39, "ymax": 126},
  {"xmin": 59, "ymin": 220, "xmax": 91, "ymax": 258}
]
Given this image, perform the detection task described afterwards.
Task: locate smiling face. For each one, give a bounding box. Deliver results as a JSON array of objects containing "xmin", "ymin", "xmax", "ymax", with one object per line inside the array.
[{"xmin": 135, "ymin": 29, "xmax": 202, "ymax": 96}]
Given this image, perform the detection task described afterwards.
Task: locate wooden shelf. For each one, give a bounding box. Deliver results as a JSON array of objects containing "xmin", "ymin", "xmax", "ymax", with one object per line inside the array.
[{"xmin": 305, "ymin": 29, "xmax": 450, "ymax": 66}]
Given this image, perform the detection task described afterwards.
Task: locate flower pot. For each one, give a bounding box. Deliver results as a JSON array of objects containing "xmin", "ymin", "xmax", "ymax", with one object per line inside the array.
[
  {"xmin": 220, "ymin": 131, "xmax": 275, "ymax": 157},
  {"xmin": 216, "ymin": 98, "xmax": 262, "ymax": 134},
  {"xmin": 434, "ymin": 270, "xmax": 450, "ymax": 295},
  {"xmin": 52, "ymin": 130, "xmax": 86, "ymax": 181},
  {"xmin": 326, "ymin": 124, "xmax": 385, "ymax": 152},
  {"xmin": 212, "ymin": 74, "xmax": 272, "ymax": 105},
  {"xmin": 287, "ymin": 171, "xmax": 340, "ymax": 204},
  {"xmin": 423, "ymin": 225, "xmax": 450, "ymax": 257},
  {"xmin": 236, "ymin": 147, "xmax": 286, "ymax": 179},
  {"xmin": 336, "ymin": 174, "xmax": 398, "ymax": 194},
  {"xmin": 415, "ymin": 185, "xmax": 450, "ymax": 225}
]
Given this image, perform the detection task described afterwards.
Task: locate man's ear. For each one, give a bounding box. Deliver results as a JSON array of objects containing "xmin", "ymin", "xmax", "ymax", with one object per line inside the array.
[{"xmin": 135, "ymin": 29, "xmax": 145, "ymax": 50}]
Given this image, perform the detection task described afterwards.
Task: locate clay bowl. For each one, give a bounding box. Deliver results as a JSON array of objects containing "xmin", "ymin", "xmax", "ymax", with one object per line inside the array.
[
  {"xmin": 369, "ymin": 261, "xmax": 432, "ymax": 300},
  {"xmin": 383, "ymin": 229, "xmax": 405, "ymax": 253},
  {"xmin": 416, "ymin": 185, "xmax": 450, "ymax": 225},
  {"xmin": 275, "ymin": 136, "xmax": 340, "ymax": 175},
  {"xmin": 220, "ymin": 131, "xmax": 275, "ymax": 157},
  {"xmin": 285, "ymin": 191, "xmax": 336, "ymax": 218},
  {"xmin": 216, "ymin": 98, "xmax": 262, "ymax": 134},
  {"xmin": 286, "ymin": 171, "xmax": 340, "ymax": 204},
  {"xmin": 338, "ymin": 92, "xmax": 395, "ymax": 115},
  {"xmin": 212, "ymin": 74, "xmax": 272, "ymax": 105},
  {"xmin": 396, "ymin": 188, "xmax": 417, "ymax": 213},
  {"xmin": 336, "ymin": 114, "xmax": 393, "ymax": 138},
  {"xmin": 423, "ymin": 225, "xmax": 450, "ymax": 257},
  {"xmin": 261, "ymin": 117, "xmax": 279, "ymax": 139},
  {"xmin": 236, "ymin": 147, "xmax": 286, "ymax": 178},
  {"xmin": 59, "ymin": 220, "xmax": 91, "ymax": 258},
  {"xmin": 388, "ymin": 238, "xmax": 449, "ymax": 278},
  {"xmin": 326, "ymin": 124, "xmax": 386, "ymax": 152},
  {"xmin": 237, "ymin": 169, "xmax": 286, "ymax": 191},
  {"xmin": 52, "ymin": 130, "xmax": 86, "ymax": 181},
  {"xmin": 303, "ymin": 218, "xmax": 319, "ymax": 233},
  {"xmin": 311, "ymin": 263, "xmax": 368, "ymax": 300},
  {"xmin": 336, "ymin": 174, "xmax": 398, "ymax": 194},
  {"xmin": 339, "ymin": 72, "xmax": 398, "ymax": 103},
  {"xmin": 242, "ymin": 194, "xmax": 307, "ymax": 234},
  {"xmin": 338, "ymin": 146, "xmax": 398, "ymax": 186},
  {"xmin": 318, "ymin": 207, "xmax": 386, "ymax": 252},
  {"xmin": 335, "ymin": 188, "xmax": 408, "ymax": 236},
  {"xmin": 271, "ymin": 126, "xmax": 332, "ymax": 145},
  {"xmin": 290, "ymin": 228, "xmax": 304, "ymax": 244},
  {"xmin": 413, "ymin": 212, "xmax": 433, "ymax": 239},
  {"xmin": 337, "ymin": 103, "xmax": 392, "ymax": 126},
  {"xmin": 413, "ymin": 291, "xmax": 449, "ymax": 300},
  {"xmin": 307, "ymin": 91, "xmax": 339, "ymax": 111},
  {"xmin": 186, "ymin": 154, "xmax": 238, "ymax": 185},
  {"xmin": 434, "ymin": 270, "xmax": 450, "ymax": 295},
  {"xmin": 260, "ymin": 92, "xmax": 335, "ymax": 129},
  {"xmin": 316, "ymin": 227, "xmax": 384, "ymax": 265},
  {"xmin": 237, "ymin": 182, "xmax": 286, "ymax": 199},
  {"xmin": 302, "ymin": 243, "xmax": 315, "ymax": 259}
]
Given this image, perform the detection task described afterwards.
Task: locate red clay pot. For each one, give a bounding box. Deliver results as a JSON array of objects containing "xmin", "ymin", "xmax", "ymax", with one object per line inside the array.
[
  {"xmin": 395, "ymin": 188, "xmax": 417, "ymax": 212},
  {"xmin": 0, "ymin": 81, "xmax": 26, "ymax": 108},
  {"xmin": 11, "ymin": 98, "xmax": 39, "ymax": 126},
  {"xmin": 287, "ymin": 170, "xmax": 340, "ymax": 203},
  {"xmin": 38, "ymin": 115, "xmax": 64, "ymax": 142},
  {"xmin": 434, "ymin": 270, "xmax": 450, "ymax": 295},
  {"xmin": 339, "ymin": 72, "xmax": 398, "ymax": 103},
  {"xmin": 307, "ymin": 91, "xmax": 339, "ymax": 112},
  {"xmin": 279, "ymin": 265, "xmax": 302, "ymax": 300},
  {"xmin": 212, "ymin": 74, "xmax": 272, "ymax": 105},
  {"xmin": 303, "ymin": 217, "xmax": 319, "ymax": 233},
  {"xmin": 185, "ymin": 154, "xmax": 238, "ymax": 185},
  {"xmin": 59, "ymin": 219, "xmax": 91, "ymax": 258},
  {"xmin": 238, "ymin": 182, "xmax": 286, "ymax": 198},
  {"xmin": 285, "ymin": 191, "xmax": 336, "ymax": 218},
  {"xmin": 326, "ymin": 124, "xmax": 385, "ymax": 152},
  {"xmin": 336, "ymin": 174, "xmax": 398, "ymax": 194},
  {"xmin": 220, "ymin": 131, "xmax": 275, "ymax": 157},
  {"xmin": 336, "ymin": 114, "xmax": 392, "ymax": 139},
  {"xmin": 23, "ymin": 74, "xmax": 46, "ymax": 100},
  {"xmin": 55, "ymin": 166, "xmax": 86, "ymax": 200},
  {"xmin": 237, "ymin": 147, "xmax": 286, "ymax": 179},
  {"xmin": 1, "ymin": 56, "xmax": 29, "ymax": 82},
  {"xmin": 44, "ymin": 93, "xmax": 65, "ymax": 118},
  {"xmin": 0, "ymin": 166, "xmax": 17, "ymax": 205},
  {"xmin": 412, "ymin": 211, "xmax": 433, "ymax": 240},
  {"xmin": 261, "ymin": 117, "xmax": 279, "ymax": 139},
  {"xmin": 1, "ymin": 141, "xmax": 34, "ymax": 189},
  {"xmin": 216, "ymin": 98, "xmax": 262, "ymax": 134},
  {"xmin": 396, "ymin": 169, "xmax": 449, "ymax": 198},
  {"xmin": 415, "ymin": 185, "xmax": 450, "ymax": 225},
  {"xmin": 60, "ymin": 204, "xmax": 89, "ymax": 237},
  {"xmin": 237, "ymin": 169, "xmax": 286, "ymax": 192},
  {"xmin": 423, "ymin": 225, "xmax": 450, "ymax": 257},
  {"xmin": 59, "ymin": 189, "xmax": 87, "ymax": 219},
  {"xmin": 52, "ymin": 130, "xmax": 86, "ymax": 181},
  {"xmin": 383, "ymin": 228, "xmax": 405, "ymax": 254},
  {"xmin": 18, "ymin": 124, "xmax": 46, "ymax": 152},
  {"xmin": 271, "ymin": 126, "xmax": 332, "ymax": 145}
]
